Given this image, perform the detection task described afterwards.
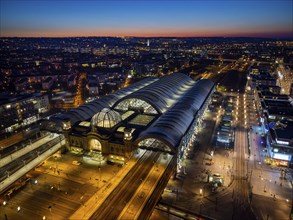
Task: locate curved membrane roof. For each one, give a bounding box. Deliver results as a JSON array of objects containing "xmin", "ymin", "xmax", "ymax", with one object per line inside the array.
[
  {"xmin": 51, "ymin": 77, "xmax": 158, "ymax": 126},
  {"xmin": 135, "ymin": 79, "xmax": 214, "ymax": 152},
  {"xmin": 50, "ymin": 73, "xmax": 214, "ymax": 154},
  {"xmin": 113, "ymin": 73, "xmax": 195, "ymax": 114}
]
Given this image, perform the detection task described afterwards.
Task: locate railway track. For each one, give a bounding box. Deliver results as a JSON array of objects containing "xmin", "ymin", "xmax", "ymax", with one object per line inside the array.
[
  {"xmin": 232, "ymin": 126, "xmax": 256, "ymax": 220},
  {"xmin": 89, "ymin": 151, "xmax": 160, "ymax": 220}
]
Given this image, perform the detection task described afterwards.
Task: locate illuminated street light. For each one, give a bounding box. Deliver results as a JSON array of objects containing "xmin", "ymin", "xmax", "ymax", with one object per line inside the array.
[
  {"xmin": 200, "ymin": 188, "xmax": 203, "ymax": 196},
  {"xmin": 3, "ymin": 201, "xmax": 7, "ymax": 206},
  {"xmin": 17, "ymin": 206, "xmax": 21, "ymax": 212}
]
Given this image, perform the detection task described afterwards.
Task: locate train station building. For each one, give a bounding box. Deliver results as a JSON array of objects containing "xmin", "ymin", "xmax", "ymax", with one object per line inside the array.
[{"xmin": 50, "ymin": 73, "xmax": 214, "ymax": 170}]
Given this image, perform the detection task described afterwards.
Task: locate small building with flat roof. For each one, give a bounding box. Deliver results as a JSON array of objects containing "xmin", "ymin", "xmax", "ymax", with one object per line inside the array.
[{"xmin": 266, "ymin": 120, "xmax": 293, "ymax": 167}]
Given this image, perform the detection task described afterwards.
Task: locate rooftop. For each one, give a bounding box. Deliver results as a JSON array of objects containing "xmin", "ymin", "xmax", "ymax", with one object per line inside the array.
[{"xmin": 270, "ymin": 120, "xmax": 293, "ymax": 143}]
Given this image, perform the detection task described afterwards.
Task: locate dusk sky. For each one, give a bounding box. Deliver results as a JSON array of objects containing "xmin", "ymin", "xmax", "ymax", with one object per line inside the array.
[{"xmin": 1, "ymin": 0, "xmax": 292, "ymax": 38}]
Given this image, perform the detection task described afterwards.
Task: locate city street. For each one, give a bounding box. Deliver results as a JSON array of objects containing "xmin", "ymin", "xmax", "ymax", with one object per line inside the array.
[
  {"xmin": 153, "ymin": 89, "xmax": 293, "ymax": 220},
  {"xmin": 156, "ymin": 105, "xmax": 235, "ymax": 220},
  {"xmin": 249, "ymin": 125, "xmax": 292, "ymax": 220}
]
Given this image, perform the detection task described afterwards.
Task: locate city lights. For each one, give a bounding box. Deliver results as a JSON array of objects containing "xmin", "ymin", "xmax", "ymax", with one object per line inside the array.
[{"xmin": 0, "ymin": 2, "xmax": 292, "ymax": 219}]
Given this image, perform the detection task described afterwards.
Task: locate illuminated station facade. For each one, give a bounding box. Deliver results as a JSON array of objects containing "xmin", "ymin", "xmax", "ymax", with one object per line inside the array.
[{"xmin": 50, "ymin": 73, "xmax": 214, "ymax": 171}]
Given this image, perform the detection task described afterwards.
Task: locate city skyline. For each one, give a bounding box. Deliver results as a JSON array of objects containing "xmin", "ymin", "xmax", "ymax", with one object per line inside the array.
[{"xmin": 1, "ymin": 0, "xmax": 292, "ymax": 38}]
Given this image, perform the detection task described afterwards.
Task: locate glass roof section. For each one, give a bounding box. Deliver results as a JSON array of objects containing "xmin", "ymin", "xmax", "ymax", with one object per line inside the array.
[
  {"xmin": 137, "ymin": 138, "xmax": 172, "ymax": 153},
  {"xmin": 91, "ymin": 108, "xmax": 122, "ymax": 128},
  {"xmin": 129, "ymin": 115, "xmax": 155, "ymax": 126},
  {"xmin": 121, "ymin": 110, "xmax": 135, "ymax": 120},
  {"xmin": 117, "ymin": 126, "xmax": 125, "ymax": 132},
  {"xmin": 79, "ymin": 121, "xmax": 91, "ymax": 127},
  {"xmin": 115, "ymin": 98, "xmax": 158, "ymax": 114}
]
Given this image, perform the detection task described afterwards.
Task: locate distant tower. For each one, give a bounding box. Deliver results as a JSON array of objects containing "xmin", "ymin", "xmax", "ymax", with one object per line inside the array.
[{"xmin": 147, "ymin": 39, "xmax": 150, "ymax": 47}]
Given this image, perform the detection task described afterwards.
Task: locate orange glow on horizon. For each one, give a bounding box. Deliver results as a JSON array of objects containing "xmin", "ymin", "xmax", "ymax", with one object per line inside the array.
[{"xmin": 1, "ymin": 25, "xmax": 292, "ymax": 38}]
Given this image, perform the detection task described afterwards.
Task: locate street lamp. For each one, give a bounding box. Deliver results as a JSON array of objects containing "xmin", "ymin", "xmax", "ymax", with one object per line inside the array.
[
  {"xmin": 48, "ymin": 205, "xmax": 53, "ymax": 219},
  {"xmin": 261, "ymin": 178, "xmax": 267, "ymax": 192},
  {"xmin": 0, "ymin": 147, "xmax": 3, "ymax": 164},
  {"xmin": 99, "ymin": 166, "xmax": 102, "ymax": 185}
]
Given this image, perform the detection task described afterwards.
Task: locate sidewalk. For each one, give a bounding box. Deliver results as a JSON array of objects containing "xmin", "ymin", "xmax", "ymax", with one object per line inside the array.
[{"xmin": 248, "ymin": 125, "xmax": 292, "ymax": 220}]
